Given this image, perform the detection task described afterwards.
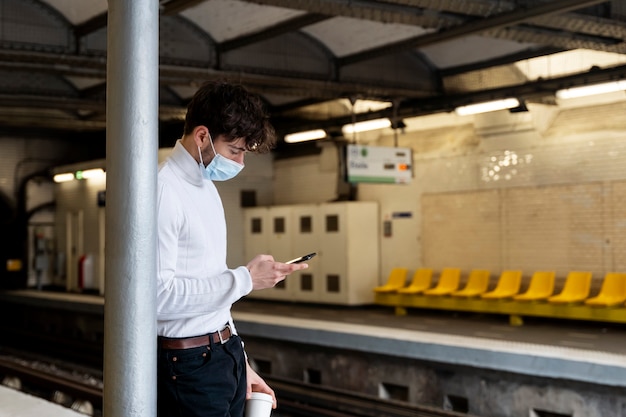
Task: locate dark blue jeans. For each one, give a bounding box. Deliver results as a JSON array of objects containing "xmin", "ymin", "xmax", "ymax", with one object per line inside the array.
[{"xmin": 157, "ymin": 335, "xmax": 246, "ymax": 417}]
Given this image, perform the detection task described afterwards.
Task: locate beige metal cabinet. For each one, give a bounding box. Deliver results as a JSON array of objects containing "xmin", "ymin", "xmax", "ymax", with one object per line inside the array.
[{"xmin": 244, "ymin": 202, "xmax": 379, "ymax": 305}]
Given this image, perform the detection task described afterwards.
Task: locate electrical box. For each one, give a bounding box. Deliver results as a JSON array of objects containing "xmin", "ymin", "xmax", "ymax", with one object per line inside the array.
[{"xmin": 244, "ymin": 202, "xmax": 379, "ymax": 305}]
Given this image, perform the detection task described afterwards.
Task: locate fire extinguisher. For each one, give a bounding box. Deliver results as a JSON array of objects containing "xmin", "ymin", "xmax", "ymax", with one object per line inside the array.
[
  {"xmin": 78, "ymin": 254, "xmax": 86, "ymax": 290},
  {"xmin": 78, "ymin": 254, "xmax": 94, "ymax": 290}
]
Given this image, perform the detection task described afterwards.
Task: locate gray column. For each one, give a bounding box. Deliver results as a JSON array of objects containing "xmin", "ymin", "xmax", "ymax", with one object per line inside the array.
[{"xmin": 104, "ymin": 1, "xmax": 159, "ymax": 416}]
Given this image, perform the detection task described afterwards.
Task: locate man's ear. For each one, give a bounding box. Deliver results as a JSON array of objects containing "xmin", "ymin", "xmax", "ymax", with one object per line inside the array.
[{"xmin": 193, "ymin": 125, "xmax": 210, "ymax": 148}]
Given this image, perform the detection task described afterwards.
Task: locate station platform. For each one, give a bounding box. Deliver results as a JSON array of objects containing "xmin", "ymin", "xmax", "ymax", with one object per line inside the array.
[
  {"xmin": 0, "ymin": 385, "xmax": 83, "ymax": 417},
  {"xmin": 233, "ymin": 298, "xmax": 626, "ymax": 388},
  {"xmin": 1, "ymin": 289, "xmax": 626, "ymax": 391}
]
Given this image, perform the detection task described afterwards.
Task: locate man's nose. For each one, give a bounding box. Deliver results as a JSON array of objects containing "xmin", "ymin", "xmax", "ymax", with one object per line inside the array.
[{"xmin": 233, "ymin": 153, "xmax": 245, "ymax": 164}]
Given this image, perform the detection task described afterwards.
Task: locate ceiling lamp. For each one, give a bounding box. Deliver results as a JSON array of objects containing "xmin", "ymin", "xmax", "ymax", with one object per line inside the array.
[
  {"xmin": 342, "ymin": 118, "xmax": 391, "ymax": 135},
  {"xmin": 53, "ymin": 172, "xmax": 74, "ymax": 183},
  {"xmin": 53, "ymin": 168, "xmax": 106, "ymax": 183},
  {"xmin": 556, "ymin": 80, "xmax": 626, "ymax": 99},
  {"xmin": 284, "ymin": 129, "xmax": 327, "ymax": 143},
  {"xmin": 76, "ymin": 168, "xmax": 105, "ymax": 180},
  {"xmin": 455, "ymin": 98, "xmax": 520, "ymax": 116}
]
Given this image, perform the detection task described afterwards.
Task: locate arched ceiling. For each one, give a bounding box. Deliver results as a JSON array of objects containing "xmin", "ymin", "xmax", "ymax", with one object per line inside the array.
[{"xmin": 0, "ymin": 0, "xmax": 625, "ymax": 146}]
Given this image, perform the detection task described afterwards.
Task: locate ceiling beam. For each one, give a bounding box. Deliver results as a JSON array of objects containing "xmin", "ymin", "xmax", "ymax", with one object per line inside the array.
[
  {"xmin": 74, "ymin": 13, "xmax": 107, "ymax": 38},
  {"xmin": 160, "ymin": 0, "xmax": 207, "ymax": 15},
  {"xmin": 374, "ymin": 0, "xmax": 515, "ymax": 16},
  {"xmin": 218, "ymin": 13, "xmax": 331, "ymax": 52},
  {"xmin": 79, "ymin": 82, "xmax": 108, "ymax": 99},
  {"xmin": 241, "ymin": 0, "xmax": 453, "ymax": 27},
  {"xmin": 0, "ymin": 95, "xmax": 104, "ymax": 112},
  {"xmin": 0, "ymin": 50, "xmax": 426, "ymax": 100},
  {"xmin": 276, "ymin": 62, "xmax": 626, "ymax": 132},
  {"xmin": 338, "ymin": 0, "xmax": 611, "ymax": 66},
  {"xmin": 159, "ymin": 65, "xmax": 428, "ymax": 100},
  {"xmin": 440, "ymin": 46, "xmax": 567, "ymax": 77},
  {"xmin": 271, "ymin": 97, "xmax": 333, "ymax": 113},
  {"xmin": 0, "ymin": 112, "xmax": 106, "ymax": 131},
  {"xmin": 73, "ymin": 0, "xmax": 207, "ymax": 39}
]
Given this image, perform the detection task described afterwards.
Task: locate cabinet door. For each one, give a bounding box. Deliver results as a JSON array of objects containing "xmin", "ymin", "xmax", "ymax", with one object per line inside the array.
[
  {"xmin": 317, "ymin": 204, "xmax": 349, "ymax": 304},
  {"xmin": 318, "ymin": 202, "xmax": 380, "ymax": 305},
  {"xmin": 344, "ymin": 202, "xmax": 380, "ymax": 304},
  {"xmin": 243, "ymin": 208, "xmax": 272, "ymax": 300},
  {"xmin": 245, "ymin": 206, "xmax": 296, "ymax": 300},
  {"xmin": 268, "ymin": 205, "xmax": 293, "ymax": 263},
  {"xmin": 290, "ymin": 205, "xmax": 321, "ymax": 302},
  {"xmin": 244, "ymin": 207, "xmax": 270, "ymax": 261}
]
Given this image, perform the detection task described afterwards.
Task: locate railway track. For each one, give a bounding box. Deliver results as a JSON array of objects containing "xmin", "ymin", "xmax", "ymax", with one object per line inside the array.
[
  {"xmin": 0, "ymin": 353, "xmax": 103, "ymax": 415},
  {"xmin": 0, "ymin": 352, "xmax": 473, "ymax": 417},
  {"xmin": 269, "ymin": 376, "xmax": 474, "ymax": 417}
]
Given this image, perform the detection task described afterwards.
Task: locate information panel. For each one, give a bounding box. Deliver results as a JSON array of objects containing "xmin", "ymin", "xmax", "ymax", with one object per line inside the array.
[{"xmin": 345, "ymin": 144, "xmax": 412, "ymax": 184}]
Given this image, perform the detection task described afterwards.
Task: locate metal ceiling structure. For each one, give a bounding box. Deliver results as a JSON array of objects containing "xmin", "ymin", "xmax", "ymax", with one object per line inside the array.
[{"xmin": 1, "ymin": 0, "xmax": 626, "ymax": 144}]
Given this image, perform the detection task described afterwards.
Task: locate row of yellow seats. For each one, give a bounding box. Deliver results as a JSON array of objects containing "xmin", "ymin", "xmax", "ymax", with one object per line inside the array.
[{"xmin": 373, "ymin": 267, "xmax": 626, "ymax": 307}]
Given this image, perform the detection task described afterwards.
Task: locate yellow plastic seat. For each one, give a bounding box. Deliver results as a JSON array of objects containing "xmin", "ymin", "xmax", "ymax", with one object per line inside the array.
[
  {"xmin": 423, "ymin": 268, "xmax": 461, "ymax": 296},
  {"xmin": 451, "ymin": 269, "xmax": 490, "ymax": 297},
  {"xmin": 513, "ymin": 271, "xmax": 555, "ymax": 301},
  {"xmin": 480, "ymin": 270, "xmax": 522, "ymax": 299},
  {"xmin": 373, "ymin": 267, "xmax": 408, "ymax": 293},
  {"xmin": 547, "ymin": 271, "xmax": 592, "ymax": 304},
  {"xmin": 585, "ymin": 272, "xmax": 626, "ymax": 307},
  {"xmin": 397, "ymin": 268, "xmax": 433, "ymax": 294}
]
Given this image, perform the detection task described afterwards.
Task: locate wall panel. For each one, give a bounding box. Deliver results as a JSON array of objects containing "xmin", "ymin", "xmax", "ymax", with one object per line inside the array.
[
  {"xmin": 421, "ymin": 182, "xmax": 618, "ymax": 282},
  {"xmin": 422, "ymin": 190, "xmax": 501, "ymax": 273},
  {"xmin": 505, "ymin": 184, "xmax": 605, "ymax": 276},
  {"xmin": 611, "ymin": 180, "xmax": 626, "ymax": 272}
]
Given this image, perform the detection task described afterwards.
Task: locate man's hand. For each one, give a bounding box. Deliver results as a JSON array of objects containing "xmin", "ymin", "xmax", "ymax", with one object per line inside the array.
[
  {"xmin": 246, "ymin": 362, "xmax": 277, "ymax": 409},
  {"xmin": 246, "ymin": 254, "xmax": 308, "ymax": 290}
]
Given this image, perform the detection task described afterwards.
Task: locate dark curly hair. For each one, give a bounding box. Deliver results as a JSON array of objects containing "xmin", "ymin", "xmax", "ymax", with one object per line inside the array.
[{"xmin": 183, "ymin": 81, "xmax": 276, "ymax": 153}]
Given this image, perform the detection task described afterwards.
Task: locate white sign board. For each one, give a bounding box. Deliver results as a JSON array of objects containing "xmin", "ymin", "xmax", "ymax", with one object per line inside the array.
[{"xmin": 346, "ymin": 144, "xmax": 412, "ymax": 184}]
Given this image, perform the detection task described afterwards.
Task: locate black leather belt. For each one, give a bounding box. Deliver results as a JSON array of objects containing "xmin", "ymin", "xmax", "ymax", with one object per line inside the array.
[{"xmin": 159, "ymin": 325, "xmax": 232, "ymax": 350}]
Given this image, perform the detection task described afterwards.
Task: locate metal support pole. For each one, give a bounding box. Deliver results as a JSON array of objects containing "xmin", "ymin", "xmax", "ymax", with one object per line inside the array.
[{"xmin": 104, "ymin": 0, "xmax": 159, "ymax": 416}]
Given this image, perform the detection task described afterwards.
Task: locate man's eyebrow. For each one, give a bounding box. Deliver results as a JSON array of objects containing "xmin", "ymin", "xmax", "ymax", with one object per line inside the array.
[{"xmin": 228, "ymin": 144, "xmax": 247, "ymax": 151}]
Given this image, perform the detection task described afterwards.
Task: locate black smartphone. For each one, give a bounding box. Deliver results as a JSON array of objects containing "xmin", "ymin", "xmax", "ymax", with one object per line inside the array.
[{"xmin": 286, "ymin": 252, "xmax": 317, "ymax": 264}]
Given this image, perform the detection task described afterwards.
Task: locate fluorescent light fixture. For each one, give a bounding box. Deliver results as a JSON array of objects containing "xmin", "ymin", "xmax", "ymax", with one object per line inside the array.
[
  {"xmin": 342, "ymin": 118, "xmax": 391, "ymax": 135},
  {"xmin": 455, "ymin": 98, "xmax": 520, "ymax": 116},
  {"xmin": 556, "ymin": 80, "xmax": 626, "ymax": 99},
  {"xmin": 54, "ymin": 167, "xmax": 105, "ymax": 183},
  {"xmin": 284, "ymin": 129, "xmax": 326, "ymax": 143},
  {"xmin": 53, "ymin": 172, "xmax": 74, "ymax": 183},
  {"xmin": 77, "ymin": 168, "xmax": 105, "ymax": 180}
]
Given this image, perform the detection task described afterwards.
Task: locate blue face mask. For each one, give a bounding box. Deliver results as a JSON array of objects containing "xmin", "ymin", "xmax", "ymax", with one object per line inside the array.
[{"xmin": 198, "ymin": 136, "xmax": 244, "ymax": 181}]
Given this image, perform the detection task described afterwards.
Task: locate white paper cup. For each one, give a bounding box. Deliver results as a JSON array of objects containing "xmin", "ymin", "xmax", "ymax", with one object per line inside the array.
[{"xmin": 245, "ymin": 392, "xmax": 273, "ymax": 417}]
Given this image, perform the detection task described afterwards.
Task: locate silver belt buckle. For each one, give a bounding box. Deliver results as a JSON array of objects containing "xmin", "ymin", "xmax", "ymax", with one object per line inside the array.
[{"xmin": 218, "ymin": 324, "xmax": 230, "ymax": 344}]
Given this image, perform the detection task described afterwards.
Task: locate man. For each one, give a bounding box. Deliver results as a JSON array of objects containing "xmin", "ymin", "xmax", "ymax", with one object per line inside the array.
[{"xmin": 156, "ymin": 81, "xmax": 308, "ymax": 417}]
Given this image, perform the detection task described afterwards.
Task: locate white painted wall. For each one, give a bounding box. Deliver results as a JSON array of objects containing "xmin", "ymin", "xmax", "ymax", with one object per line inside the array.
[{"xmin": 273, "ymin": 98, "xmax": 626, "ymax": 288}]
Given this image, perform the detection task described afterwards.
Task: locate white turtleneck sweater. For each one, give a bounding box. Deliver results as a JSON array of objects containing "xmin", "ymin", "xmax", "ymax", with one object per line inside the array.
[{"xmin": 156, "ymin": 140, "xmax": 252, "ymax": 338}]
